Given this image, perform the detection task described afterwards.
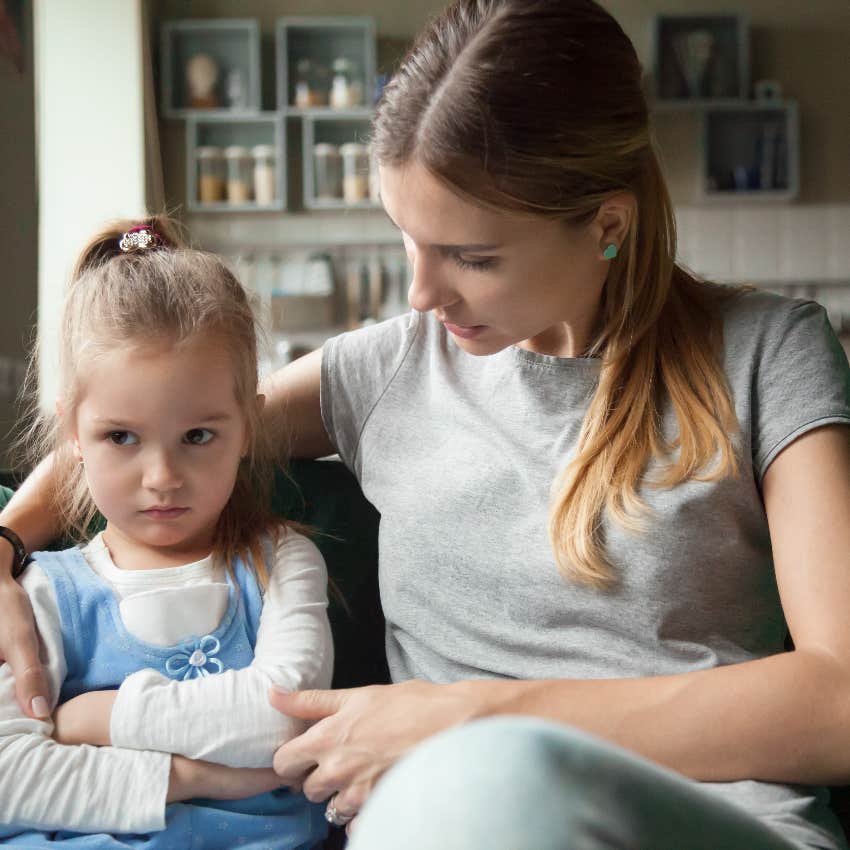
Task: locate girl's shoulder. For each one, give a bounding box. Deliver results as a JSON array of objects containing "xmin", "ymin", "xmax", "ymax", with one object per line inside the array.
[{"xmin": 266, "ymin": 526, "xmax": 327, "ymax": 580}]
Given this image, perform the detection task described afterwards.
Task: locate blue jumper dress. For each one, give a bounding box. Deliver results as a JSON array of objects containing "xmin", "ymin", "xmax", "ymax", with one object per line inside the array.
[{"xmin": 2, "ymin": 545, "xmax": 329, "ymax": 849}]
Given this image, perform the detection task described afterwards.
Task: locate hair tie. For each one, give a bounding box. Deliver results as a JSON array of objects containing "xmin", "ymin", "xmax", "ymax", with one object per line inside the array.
[{"xmin": 118, "ymin": 224, "xmax": 166, "ymax": 253}]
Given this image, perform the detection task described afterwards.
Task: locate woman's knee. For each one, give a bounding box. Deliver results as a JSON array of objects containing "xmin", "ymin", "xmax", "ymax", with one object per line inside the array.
[{"xmin": 348, "ymin": 716, "xmax": 613, "ymax": 850}]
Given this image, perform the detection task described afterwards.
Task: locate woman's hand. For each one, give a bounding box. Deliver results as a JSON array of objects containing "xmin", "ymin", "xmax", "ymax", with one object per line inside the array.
[
  {"xmin": 52, "ymin": 689, "xmax": 117, "ymax": 746},
  {"xmin": 269, "ymin": 680, "xmax": 480, "ymax": 819},
  {"xmin": 167, "ymin": 755, "xmax": 282, "ymax": 803},
  {"xmin": 0, "ymin": 563, "xmax": 50, "ymax": 720}
]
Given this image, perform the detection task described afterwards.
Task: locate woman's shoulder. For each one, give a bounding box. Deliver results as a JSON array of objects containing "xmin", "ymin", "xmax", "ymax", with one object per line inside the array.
[
  {"xmin": 716, "ymin": 285, "xmax": 836, "ymax": 365},
  {"xmin": 326, "ymin": 311, "xmax": 422, "ymax": 360}
]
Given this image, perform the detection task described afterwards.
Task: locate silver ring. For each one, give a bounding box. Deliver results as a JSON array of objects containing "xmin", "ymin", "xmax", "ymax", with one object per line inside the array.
[{"xmin": 324, "ymin": 794, "xmax": 354, "ymax": 827}]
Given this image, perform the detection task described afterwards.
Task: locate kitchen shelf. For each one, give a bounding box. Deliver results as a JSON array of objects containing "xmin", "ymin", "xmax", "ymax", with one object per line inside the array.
[
  {"xmin": 701, "ymin": 101, "xmax": 799, "ymax": 201},
  {"xmin": 302, "ymin": 111, "xmax": 379, "ymax": 211},
  {"xmin": 160, "ymin": 19, "xmax": 261, "ymax": 118},
  {"xmin": 276, "ymin": 17, "xmax": 377, "ymax": 113},
  {"xmin": 186, "ymin": 113, "xmax": 285, "ymax": 213}
]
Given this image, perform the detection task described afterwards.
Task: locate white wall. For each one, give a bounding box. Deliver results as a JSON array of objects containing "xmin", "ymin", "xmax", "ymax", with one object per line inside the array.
[{"xmin": 35, "ymin": 0, "xmax": 147, "ymax": 408}]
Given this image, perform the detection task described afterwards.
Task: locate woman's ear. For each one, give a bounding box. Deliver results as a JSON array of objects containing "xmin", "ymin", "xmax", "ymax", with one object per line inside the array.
[{"xmin": 593, "ymin": 191, "xmax": 635, "ymax": 258}]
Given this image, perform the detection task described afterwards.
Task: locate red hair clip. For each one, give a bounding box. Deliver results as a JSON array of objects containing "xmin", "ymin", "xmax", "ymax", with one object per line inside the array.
[{"xmin": 118, "ymin": 224, "xmax": 165, "ymax": 253}]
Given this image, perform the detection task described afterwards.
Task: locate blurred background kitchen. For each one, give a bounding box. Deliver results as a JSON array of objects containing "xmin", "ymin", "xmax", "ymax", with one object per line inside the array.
[{"xmin": 1, "ymin": 0, "xmax": 849, "ymax": 466}]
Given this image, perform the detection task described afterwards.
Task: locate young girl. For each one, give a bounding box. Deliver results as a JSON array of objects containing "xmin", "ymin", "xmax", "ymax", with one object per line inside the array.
[{"xmin": 0, "ymin": 217, "xmax": 332, "ymax": 848}]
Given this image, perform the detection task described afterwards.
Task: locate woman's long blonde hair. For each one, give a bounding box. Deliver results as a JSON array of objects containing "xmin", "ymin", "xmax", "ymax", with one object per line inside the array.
[
  {"xmin": 372, "ymin": 0, "xmax": 741, "ymax": 587},
  {"xmin": 17, "ymin": 214, "xmax": 284, "ymax": 586}
]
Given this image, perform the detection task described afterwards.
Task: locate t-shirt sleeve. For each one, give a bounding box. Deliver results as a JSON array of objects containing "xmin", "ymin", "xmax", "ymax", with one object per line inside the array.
[
  {"xmin": 750, "ymin": 298, "xmax": 850, "ymax": 482},
  {"xmin": 320, "ymin": 311, "xmax": 420, "ymax": 473}
]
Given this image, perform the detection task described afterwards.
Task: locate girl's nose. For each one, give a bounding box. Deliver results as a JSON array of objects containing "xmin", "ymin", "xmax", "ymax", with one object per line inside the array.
[{"xmin": 142, "ymin": 449, "xmax": 183, "ymax": 493}]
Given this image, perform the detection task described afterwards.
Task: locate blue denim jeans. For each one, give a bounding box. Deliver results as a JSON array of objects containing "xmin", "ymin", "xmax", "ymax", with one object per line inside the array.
[{"xmin": 347, "ymin": 716, "xmax": 828, "ymax": 850}]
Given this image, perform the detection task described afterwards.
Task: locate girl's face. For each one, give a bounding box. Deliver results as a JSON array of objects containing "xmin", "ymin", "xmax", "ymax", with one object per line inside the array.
[
  {"xmin": 69, "ymin": 336, "xmax": 254, "ymax": 566},
  {"xmin": 380, "ymin": 160, "xmax": 626, "ymax": 358}
]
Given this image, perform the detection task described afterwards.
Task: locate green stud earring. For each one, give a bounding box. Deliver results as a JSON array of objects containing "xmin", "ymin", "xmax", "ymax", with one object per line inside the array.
[{"xmin": 603, "ymin": 244, "xmax": 618, "ymax": 260}]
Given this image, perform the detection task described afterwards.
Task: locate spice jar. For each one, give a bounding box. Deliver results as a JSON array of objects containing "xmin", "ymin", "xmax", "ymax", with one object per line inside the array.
[
  {"xmin": 224, "ymin": 146, "xmax": 253, "ymax": 204},
  {"xmin": 330, "ymin": 58, "xmax": 363, "ymax": 109},
  {"xmin": 340, "ymin": 143, "xmax": 370, "ymax": 204},
  {"xmin": 313, "ymin": 143, "xmax": 343, "ymax": 200},
  {"xmin": 293, "ymin": 58, "xmax": 327, "ymax": 108},
  {"xmin": 196, "ymin": 146, "xmax": 225, "ymax": 203},
  {"xmin": 251, "ymin": 144, "xmax": 276, "ymax": 206}
]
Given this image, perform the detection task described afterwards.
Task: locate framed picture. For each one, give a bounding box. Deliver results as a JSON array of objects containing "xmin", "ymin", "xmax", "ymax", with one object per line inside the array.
[{"xmin": 653, "ymin": 14, "xmax": 749, "ymax": 103}]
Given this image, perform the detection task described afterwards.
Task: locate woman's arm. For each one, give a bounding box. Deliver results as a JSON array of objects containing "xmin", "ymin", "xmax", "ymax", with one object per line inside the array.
[
  {"xmin": 101, "ymin": 531, "xmax": 332, "ymax": 767},
  {"xmin": 261, "ymin": 348, "xmax": 336, "ymax": 460},
  {"xmin": 0, "ymin": 455, "xmax": 62, "ymax": 718},
  {"xmin": 270, "ymin": 424, "xmax": 850, "ymax": 812}
]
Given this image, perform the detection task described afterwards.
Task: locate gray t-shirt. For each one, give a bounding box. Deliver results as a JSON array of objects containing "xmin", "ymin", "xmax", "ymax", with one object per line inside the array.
[{"xmin": 321, "ymin": 288, "xmax": 850, "ymax": 849}]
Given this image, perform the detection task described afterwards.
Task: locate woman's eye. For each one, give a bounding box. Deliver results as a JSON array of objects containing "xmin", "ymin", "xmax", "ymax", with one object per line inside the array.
[
  {"xmin": 184, "ymin": 428, "xmax": 214, "ymax": 446},
  {"xmin": 453, "ymin": 255, "xmax": 498, "ymax": 272},
  {"xmin": 108, "ymin": 431, "xmax": 138, "ymax": 446}
]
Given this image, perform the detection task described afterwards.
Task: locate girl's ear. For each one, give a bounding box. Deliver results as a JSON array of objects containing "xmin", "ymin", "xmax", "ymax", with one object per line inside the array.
[
  {"xmin": 56, "ymin": 397, "xmax": 83, "ymax": 461},
  {"xmin": 256, "ymin": 393, "xmax": 266, "ymax": 412}
]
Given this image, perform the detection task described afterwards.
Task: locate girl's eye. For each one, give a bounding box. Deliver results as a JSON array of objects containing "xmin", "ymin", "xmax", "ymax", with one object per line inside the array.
[
  {"xmin": 108, "ymin": 431, "xmax": 138, "ymax": 446},
  {"xmin": 184, "ymin": 428, "xmax": 214, "ymax": 446},
  {"xmin": 452, "ymin": 255, "xmax": 498, "ymax": 272}
]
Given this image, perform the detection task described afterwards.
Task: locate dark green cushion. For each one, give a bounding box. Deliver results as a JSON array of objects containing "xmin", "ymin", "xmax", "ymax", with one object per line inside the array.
[{"xmin": 0, "ymin": 459, "xmax": 389, "ymax": 690}]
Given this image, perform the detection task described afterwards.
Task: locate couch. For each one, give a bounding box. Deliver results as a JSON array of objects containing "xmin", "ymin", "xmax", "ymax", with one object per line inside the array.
[{"xmin": 1, "ymin": 459, "xmax": 848, "ymax": 845}]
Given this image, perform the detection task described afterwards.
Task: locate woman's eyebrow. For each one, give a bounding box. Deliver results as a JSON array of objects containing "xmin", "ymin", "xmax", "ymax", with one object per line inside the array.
[{"xmin": 384, "ymin": 211, "xmax": 501, "ymax": 251}]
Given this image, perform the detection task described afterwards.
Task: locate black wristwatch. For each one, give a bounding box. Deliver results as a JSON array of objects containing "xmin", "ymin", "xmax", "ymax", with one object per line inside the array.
[{"xmin": 0, "ymin": 526, "xmax": 28, "ymax": 580}]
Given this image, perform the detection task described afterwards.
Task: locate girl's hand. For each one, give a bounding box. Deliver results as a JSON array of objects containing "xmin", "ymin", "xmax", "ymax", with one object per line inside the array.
[
  {"xmin": 269, "ymin": 680, "xmax": 479, "ymax": 818},
  {"xmin": 52, "ymin": 689, "xmax": 117, "ymax": 746},
  {"xmin": 0, "ymin": 566, "xmax": 50, "ymax": 720},
  {"xmin": 168, "ymin": 755, "xmax": 282, "ymax": 803}
]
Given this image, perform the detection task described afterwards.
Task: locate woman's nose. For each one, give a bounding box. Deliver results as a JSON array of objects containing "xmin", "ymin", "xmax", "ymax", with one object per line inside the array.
[{"xmin": 406, "ymin": 251, "xmax": 457, "ymax": 314}]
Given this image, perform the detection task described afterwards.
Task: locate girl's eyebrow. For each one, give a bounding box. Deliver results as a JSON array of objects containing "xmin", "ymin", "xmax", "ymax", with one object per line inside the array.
[{"xmin": 94, "ymin": 412, "xmax": 234, "ymax": 428}]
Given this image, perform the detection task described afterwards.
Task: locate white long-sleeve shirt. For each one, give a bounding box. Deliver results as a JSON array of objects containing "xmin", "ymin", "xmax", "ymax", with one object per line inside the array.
[{"xmin": 0, "ymin": 530, "xmax": 332, "ymax": 836}]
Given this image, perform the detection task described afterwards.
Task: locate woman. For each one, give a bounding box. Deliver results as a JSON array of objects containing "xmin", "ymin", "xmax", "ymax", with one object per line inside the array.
[{"xmin": 2, "ymin": 0, "xmax": 850, "ymax": 847}]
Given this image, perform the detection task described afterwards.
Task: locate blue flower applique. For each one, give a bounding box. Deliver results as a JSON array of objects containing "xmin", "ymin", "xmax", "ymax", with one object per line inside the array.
[{"xmin": 165, "ymin": 635, "xmax": 225, "ymax": 680}]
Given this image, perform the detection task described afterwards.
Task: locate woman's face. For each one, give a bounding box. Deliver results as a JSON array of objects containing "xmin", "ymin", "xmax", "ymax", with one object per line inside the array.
[{"xmin": 379, "ymin": 159, "xmax": 623, "ymax": 358}]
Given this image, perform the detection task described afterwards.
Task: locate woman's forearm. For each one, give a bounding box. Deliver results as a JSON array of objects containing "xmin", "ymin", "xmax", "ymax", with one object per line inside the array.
[
  {"xmin": 461, "ymin": 647, "xmax": 850, "ymax": 785},
  {"xmin": 0, "ymin": 453, "xmax": 62, "ymax": 564}
]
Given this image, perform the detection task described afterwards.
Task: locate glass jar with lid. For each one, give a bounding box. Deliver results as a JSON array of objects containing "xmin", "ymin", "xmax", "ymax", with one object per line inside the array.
[
  {"xmin": 330, "ymin": 57, "xmax": 363, "ymax": 109},
  {"xmin": 313, "ymin": 143, "xmax": 343, "ymax": 201},
  {"xmin": 251, "ymin": 144, "xmax": 276, "ymax": 206},
  {"xmin": 196, "ymin": 146, "xmax": 225, "ymax": 204},
  {"xmin": 340, "ymin": 142, "xmax": 370, "ymax": 204},
  {"xmin": 294, "ymin": 57, "xmax": 328, "ymax": 108},
  {"xmin": 224, "ymin": 146, "xmax": 253, "ymax": 204}
]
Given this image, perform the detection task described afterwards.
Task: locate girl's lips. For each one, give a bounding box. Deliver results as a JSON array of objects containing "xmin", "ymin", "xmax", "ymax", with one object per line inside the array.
[
  {"xmin": 142, "ymin": 507, "xmax": 189, "ymax": 520},
  {"xmin": 443, "ymin": 322, "xmax": 487, "ymax": 340}
]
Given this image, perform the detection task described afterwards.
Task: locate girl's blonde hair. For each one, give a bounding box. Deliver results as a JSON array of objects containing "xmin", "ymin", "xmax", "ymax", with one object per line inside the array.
[
  {"xmin": 372, "ymin": 0, "xmax": 741, "ymax": 587},
  {"xmin": 18, "ymin": 214, "xmax": 283, "ymax": 587}
]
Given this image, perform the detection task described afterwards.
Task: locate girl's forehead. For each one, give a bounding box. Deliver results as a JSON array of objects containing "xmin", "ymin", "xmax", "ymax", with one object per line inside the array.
[{"xmin": 76, "ymin": 337, "xmax": 243, "ymax": 409}]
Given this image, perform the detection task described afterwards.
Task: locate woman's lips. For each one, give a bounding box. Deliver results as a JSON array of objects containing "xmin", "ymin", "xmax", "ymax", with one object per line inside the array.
[
  {"xmin": 443, "ymin": 322, "xmax": 487, "ymax": 340},
  {"xmin": 142, "ymin": 507, "xmax": 189, "ymax": 520}
]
